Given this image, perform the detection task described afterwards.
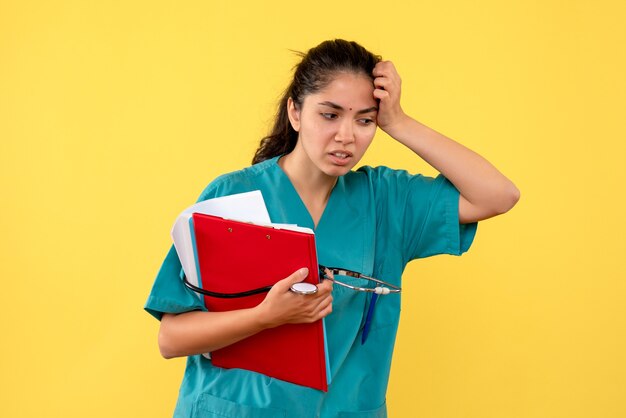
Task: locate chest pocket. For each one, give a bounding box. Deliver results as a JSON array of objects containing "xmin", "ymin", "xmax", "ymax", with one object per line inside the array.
[
  {"xmin": 192, "ymin": 393, "xmax": 286, "ymax": 418},
  {"xmin": 328, "ymin": 272, "xmax": 371, "ymax": 325},
  {"xmin": 365, "ymin": 258, "xmax": 402, "ymax": 333}
]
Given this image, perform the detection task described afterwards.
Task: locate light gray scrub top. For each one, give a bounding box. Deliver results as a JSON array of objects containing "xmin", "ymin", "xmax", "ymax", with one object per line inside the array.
[{"xmin": 145, "ymin": 156, "xmax": 477, "ymax": 418}]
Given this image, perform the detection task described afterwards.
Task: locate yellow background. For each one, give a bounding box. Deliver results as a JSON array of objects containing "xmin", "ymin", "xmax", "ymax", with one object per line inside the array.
[{"xmin": 1, "ymin": 1, "xmax": 624, "ymax": 417}]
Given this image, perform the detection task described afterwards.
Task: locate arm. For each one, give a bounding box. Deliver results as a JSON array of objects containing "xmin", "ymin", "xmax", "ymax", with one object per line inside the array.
[
  {"xmin": 158, "ymin": 268, "xmax": 333, "ymax": 359},
  {"xmin": 372, "ymin": 61, "xmax": 520, "ymax": 224}
]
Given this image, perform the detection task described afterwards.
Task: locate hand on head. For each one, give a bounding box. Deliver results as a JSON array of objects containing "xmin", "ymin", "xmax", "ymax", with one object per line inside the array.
[{"xmin": 372, "ymin": 60, "xmax": 407, "ymax": 131}]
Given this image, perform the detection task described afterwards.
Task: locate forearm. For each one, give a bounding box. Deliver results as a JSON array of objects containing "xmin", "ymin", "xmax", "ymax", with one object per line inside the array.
[
  {"xmin": 158, "ymin": 269, "xmax": 334, "ymax": 359},
  {"xmin": 159, "ymin": 307, "xmax": 267, "ymax": 359},
  {"xmin": 385, "ymin": 115, "xmax": 520, "ymax": 215}
]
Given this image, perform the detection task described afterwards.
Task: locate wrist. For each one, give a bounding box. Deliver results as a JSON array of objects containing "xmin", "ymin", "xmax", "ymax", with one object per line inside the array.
[
  {"xmin": 380, "ymin": 113, "xmax": 413, "ymax": 139},
  {"xmin": 251, "ymin": 303, "xmax": 278, "ymax": 330}
]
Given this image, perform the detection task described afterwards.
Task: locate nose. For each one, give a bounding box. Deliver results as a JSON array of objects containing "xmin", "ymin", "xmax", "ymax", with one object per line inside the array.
[{"xmin": 334, "ymin": 119, "xmax": 355, "ymax": 144}]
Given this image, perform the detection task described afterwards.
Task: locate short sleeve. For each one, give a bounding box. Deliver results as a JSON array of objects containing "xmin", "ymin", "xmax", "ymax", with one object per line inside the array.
[
  {"xmin": 144, "ymin": 174, "xmax": 245, "ymax": 321},
  {"xmin": 403, "ymin": 174, "xmax": 477, "ymax": 261},
  {"xmin": 359, "ymin": 166, "xmax": 477, "ymax": 264},
  {"xmin": 144, "ymin": 244, "xmax": 207, "ymax": 320}
]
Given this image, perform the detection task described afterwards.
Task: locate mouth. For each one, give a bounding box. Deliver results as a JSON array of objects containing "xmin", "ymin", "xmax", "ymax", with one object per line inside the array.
[
  {"xmin": 329, "ymin": 151, "xmax": 353, "ymax": 159},
  {"xmin": 328, "ymin": 150, "xmax": 353, "ymax": 166}
]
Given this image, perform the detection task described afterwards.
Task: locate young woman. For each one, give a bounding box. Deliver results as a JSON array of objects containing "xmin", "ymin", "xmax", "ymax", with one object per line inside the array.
[{"xmin": 146, "ymin": 39, "xmax": 519, "ymax": 418}]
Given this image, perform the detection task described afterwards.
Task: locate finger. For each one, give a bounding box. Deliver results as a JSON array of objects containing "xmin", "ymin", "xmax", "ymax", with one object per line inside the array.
[
  {"xmin": 373, "ymin": 88, "xmax": 390, "ymax": 101},
  {"xmin": 317, "ymin": 278, "xmax": 334, "ymax": 293},
  {"xmin": 305, "ymin": 296, "xmax": 332, "ymax": 320},
  {"xmin": 307, "ymin": 288, "xmax": 329, "ymax": 302},
  {"xmin": 373, "ymin": 60, "xmax": 396, "ymax": 77},
  {"xmin": 374, "ymin": 77, "xmax": 391, "ymax": 90},
  {"xmin": 295, "ymin": 294, "xmax": 332, "ymax": 323},
  {"xmin": 374, "ymin": 70, "xmax": 401, "ymax": 91},
  {"xmin": 373, "ymin": 60, "xmax": 390, "ymax": 76},
  {"xmin": 316, "ymin": 301, "xmax": 333, "ymax": 319},
  {"xmin": 319, "ymin": 294, "xmax": 333, "ymax": 310},
  {"xmin": 274, "ymin": 267, "xmax": 309, "ymax": 291},
  {"xmin": 374, "ymin": 72, "xmax": 400, "ymax": 87}
]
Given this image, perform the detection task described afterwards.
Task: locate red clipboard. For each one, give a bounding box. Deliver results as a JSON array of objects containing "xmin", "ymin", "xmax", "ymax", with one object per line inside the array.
[{"xmin": 191, "ymin": 213, "xmax": 329, "ymax": 391}]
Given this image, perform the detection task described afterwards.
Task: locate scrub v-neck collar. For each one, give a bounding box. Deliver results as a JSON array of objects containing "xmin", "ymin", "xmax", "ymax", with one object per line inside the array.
[{"xmin": 273, "ymin": 155, "xmax": 342, "ymax": 231}]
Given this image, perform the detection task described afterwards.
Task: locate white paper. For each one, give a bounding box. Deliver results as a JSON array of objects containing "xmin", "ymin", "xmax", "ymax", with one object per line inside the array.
[{"xmin": 171, "ymin": 191, "xmax": 271, "ymax": 291}]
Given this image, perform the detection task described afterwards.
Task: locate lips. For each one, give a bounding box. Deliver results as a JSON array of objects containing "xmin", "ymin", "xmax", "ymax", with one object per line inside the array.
[
  {"xmin": 329, "ymin": 150, "xmax": 353, "ymax": 159},
  {"xmin": 328, "ymin": 150, "xmax": 353, "ymax": 166}
]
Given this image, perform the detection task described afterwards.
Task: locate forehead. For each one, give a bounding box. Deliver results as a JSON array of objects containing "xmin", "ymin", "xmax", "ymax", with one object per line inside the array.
[{"xmin": 304, "ymin": 72, "xmax": 377, "ymax": 108}]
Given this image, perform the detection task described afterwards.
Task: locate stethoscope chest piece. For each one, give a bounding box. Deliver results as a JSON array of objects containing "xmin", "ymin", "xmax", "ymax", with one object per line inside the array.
[{"xmin": 290, "ymin": 282, "xmax": 318, "ymax": 295}]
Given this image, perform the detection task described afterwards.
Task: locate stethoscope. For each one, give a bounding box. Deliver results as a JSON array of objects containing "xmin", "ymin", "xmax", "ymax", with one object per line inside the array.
[{"xmin": 182, "ymin": 265, "xmax": 401, "ymax": 297}]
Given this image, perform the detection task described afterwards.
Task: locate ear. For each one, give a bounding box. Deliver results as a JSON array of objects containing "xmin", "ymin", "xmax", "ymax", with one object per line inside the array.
[{"xmin": 287, "ymin": 97, "xmax": 301, "ymax": 132}]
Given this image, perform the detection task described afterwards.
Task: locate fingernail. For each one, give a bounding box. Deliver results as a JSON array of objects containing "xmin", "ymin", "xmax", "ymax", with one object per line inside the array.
[{"xmin": 300, "ymin": 267, "xmax": 309, "ymax": 277}]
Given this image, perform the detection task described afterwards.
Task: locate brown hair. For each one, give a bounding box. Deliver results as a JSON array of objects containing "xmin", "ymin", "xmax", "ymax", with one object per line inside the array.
[{"xmin": 252, "ymin": 39, "xmax": 381, "ymax": 164}]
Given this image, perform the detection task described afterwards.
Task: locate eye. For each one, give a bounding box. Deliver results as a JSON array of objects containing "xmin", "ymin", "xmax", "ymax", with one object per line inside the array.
[
  {"xmin": 358, "ymin": 118, "xmax": 375, "ymax": 126},
  {"xmin": 321, "ymin": 113, "xmax": 338, "ymax": 120}
]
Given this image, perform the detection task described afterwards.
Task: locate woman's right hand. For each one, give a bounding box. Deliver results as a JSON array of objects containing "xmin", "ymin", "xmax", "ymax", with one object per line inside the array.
[{"xmin": 256, "ymin": 267, "xmax": 333, "ymax": 329}]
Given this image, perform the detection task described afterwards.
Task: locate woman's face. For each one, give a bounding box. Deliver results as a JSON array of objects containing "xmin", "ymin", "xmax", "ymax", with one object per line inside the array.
[{"xmin": 287, "ymin": 72, "xmax": 378, "ymax": 178}]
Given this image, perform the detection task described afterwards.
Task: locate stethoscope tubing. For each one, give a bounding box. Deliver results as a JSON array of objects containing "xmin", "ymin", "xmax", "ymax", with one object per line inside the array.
[
  {"xmin": 321, "ymin": 267, "xmax": 401, "ymax": 295},
  {"xmin": 181, "ymin": 265, "xmax": 401, "ymax": 298},
  {"xmin": 182, "ymin": 275, "xmax": 272, "ymax": 298}
]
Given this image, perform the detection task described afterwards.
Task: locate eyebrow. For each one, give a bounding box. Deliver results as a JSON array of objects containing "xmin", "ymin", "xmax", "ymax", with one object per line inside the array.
[{"xmin": 317, "ymin": 101, "xmax": 378, "ymax": 115}]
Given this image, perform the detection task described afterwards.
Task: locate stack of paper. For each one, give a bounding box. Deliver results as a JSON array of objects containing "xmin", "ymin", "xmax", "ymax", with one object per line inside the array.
[
  {"xmin": 171, "ymin": 191, "xmax": 272, "ymax": 291},
  {"xmin": 171, "ymin": 191, "xmax": 331, "ymax": 391}
]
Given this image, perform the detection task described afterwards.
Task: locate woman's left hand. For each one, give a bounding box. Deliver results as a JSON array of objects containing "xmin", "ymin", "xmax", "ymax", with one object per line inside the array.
[{"xmin": 372, "ymin": 60, "xmax": 407, "ymax": 134}]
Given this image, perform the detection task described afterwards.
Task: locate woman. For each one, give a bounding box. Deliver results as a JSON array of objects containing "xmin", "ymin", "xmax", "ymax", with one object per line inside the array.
[{"xmin": 145, "ymin": 39, "xmax": 519, "ymax": 417}]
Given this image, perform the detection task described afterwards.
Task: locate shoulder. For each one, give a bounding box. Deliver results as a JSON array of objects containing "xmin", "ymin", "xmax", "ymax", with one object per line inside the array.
[
  {"xmin": 349, "ymin": 165, "xmax": 454, "ymax": 212},
  {"xmin": 351, "ymin": 165, "xmax": 439, "ymax": 192},
  {"xmin": 196, "ymin": 157, "xmax": 279, "ymax": 202}
]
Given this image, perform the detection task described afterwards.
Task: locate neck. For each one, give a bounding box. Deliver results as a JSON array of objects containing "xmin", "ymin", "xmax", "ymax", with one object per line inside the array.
[{"xmin": 278, "ymin": 151, "xmax": 338, "ymax": 217}]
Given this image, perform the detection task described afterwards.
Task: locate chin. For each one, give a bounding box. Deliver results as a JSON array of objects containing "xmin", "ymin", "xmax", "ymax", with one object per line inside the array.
[
  {"xmin": 313, "ymin": 155, "xmax": 361, "ymax": 177},
  {"xmin": 322, "ymin": 164, "xmax": 354, "ymax": 178}
]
